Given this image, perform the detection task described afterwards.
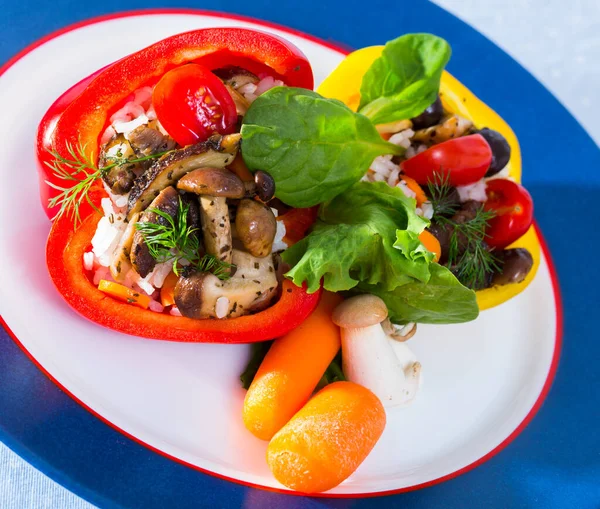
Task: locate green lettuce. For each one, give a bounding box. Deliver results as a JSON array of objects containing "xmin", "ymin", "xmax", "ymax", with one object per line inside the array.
[{"xmin": 283, "ymin": 181, "xmax": 432, "ymax": 293}]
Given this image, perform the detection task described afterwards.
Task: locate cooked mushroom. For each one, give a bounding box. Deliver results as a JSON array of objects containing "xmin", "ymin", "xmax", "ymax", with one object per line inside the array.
[
  {"xmin": 412, "ymin": 114, "xmax": 473, "ymax": 146},
  {"xmin": 177, "ymin": 168, "xmax": 245, "ymax": 198},
  {"xmin": 375, "ymin": 119, "xmax": 413, "ymax": 135},
  {"xmin": 126, "ymin": 133, "xmax": 240, "ymax": 220},
  {"xmin": 332, "ymin": 294, "xmax": 422, "ymax": 407},
  {"xmin": 235, "ymin": 199, "xmax": 277, "ymax": 258},
  {"xmin": 99, "ymin": 135, "xmax": 139, "ymax": 194},
  {"xmin": 492, "ymin": 248, "xmax": 534, "ymax": 286},
  {"xmin": 109, "ymin": 212, "xmax": 140, "ymax": 281},
  {"xmin": 130, "ymin": 186, "xmax": 180, "ymax": 277},
  {"xmin": 199, "ymin": 196, "xmax": 232, "ymax": 266},
  {"xmin": 213, "ymin": 66, "xmax": 259, "ymax": 90},
  {"xmin": 174, "ymin": 249, "xmax": 278, "ymax": 319},
  {"xmin": 225, "ymin": 85, "xmax": 251, "ymax": 116},
  {"xmin": 127, "ymin": 125, "xmax": 176, "ymax": 157},
  {"xmin": 253, "ymin": 170, "xmax": 276, "ymax": 202}
]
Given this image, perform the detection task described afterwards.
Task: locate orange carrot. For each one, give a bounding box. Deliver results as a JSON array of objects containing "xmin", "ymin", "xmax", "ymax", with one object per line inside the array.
[
  {"xmin": 401, "ymin": 175, "xmax": 428, "ymax": 206},
  {"xmin": 419, "ymin": 230, "xmax": 442, "ymax": 262},
  {"xmin": 267, "ymin": 381, "xmax": 386, "ymax": 493},
  {"xmin": 98, "ymin": 280, "xmax": 151, "ymax": 309},
  {"xmin": 243, "ymin": 292, "xmax": 342, "ymax": 441},
  {"xmin": 160, "ymin": 271, "xmax": 179, "ymax": 307},
  {"xmin": 228, "ymin": 153, "xmax": 254, "ymax": 182}
]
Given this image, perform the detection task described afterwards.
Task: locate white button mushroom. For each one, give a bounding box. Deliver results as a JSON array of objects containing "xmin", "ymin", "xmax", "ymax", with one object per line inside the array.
[{"xmin": 332, "ymin": 295, "xmax": 422, "ymax": 408}]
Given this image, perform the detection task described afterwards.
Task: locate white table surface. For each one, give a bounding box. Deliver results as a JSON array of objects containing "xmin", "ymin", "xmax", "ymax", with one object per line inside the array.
[{"xmin": 1, "ymin": 0, "xmax": 598, "ymax": 507}]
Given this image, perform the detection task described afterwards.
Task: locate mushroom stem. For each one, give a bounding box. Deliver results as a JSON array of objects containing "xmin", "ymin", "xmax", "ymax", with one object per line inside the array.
[
  {"xmin": 333, "ymin": 294, "xmax": 422, "ymax": 408},
  {"xmin": 199, "ymin": 196, "xmax": 232, "ymax": 267}
]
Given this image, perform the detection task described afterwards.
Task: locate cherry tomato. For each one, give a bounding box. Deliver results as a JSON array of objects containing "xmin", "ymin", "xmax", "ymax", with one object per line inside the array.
[
  {"xmin": 400, "ymin": 134, "xmax": 492, "ymax": 187},
  {"xmin": 153, "ymin": 64, "xmax": 237, "ymax": 146},
  {"xmin": 484, "ymin": 179, "xmax": 533, "ymax": 249}
]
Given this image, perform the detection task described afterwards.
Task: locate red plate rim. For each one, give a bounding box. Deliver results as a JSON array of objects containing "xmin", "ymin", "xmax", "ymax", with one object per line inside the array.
[{"xmin": 0, "ymin": 8, "xmax": 563, "ymax": 499}]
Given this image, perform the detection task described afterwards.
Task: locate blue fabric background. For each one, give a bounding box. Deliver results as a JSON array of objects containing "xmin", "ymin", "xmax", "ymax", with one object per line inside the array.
[{"xmin": 1, "ymin": 1, "xmax": 599, "ymax": 507}]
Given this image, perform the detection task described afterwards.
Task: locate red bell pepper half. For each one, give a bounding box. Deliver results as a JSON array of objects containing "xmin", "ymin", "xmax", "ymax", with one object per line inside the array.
[
  {"xmin": 40, "ymin": 28, "xmax": 320, "ymax": 343},
  {"xmin": 47, "ymin": 211, "xmax": 321, "ymax": 343},
  {"xmin": 37, "ymin": 27, "xmax": 314, "ymax": 219}
]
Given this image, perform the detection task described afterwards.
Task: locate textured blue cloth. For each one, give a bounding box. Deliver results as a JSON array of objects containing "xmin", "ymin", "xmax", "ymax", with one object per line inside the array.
[{"xmin": 1, "ymin": 1, "xmax": 599, "ymax": 508}]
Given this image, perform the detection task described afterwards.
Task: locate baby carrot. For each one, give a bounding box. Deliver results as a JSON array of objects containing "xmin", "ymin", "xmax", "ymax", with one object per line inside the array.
[
  {"xmin": 267, "ymin": 381, "xmax": 386, "ymax": 493},
  {"xmin": 401, "ymin": 175, "xmax": 428, "ymax": 206},
  {"xmin": 243, "ymin": 291, "xmax": 342, "ymax": 441},
  {"xmin": 160, "ymin": 271, "xmax": 179, "ymax": 307},
  {"xmin": 419, "ymin": 230, "xmax": 442, "ymax": 262},
  {"xmin": 98, "ymin": 280, "xmax": 151, "ymax": 309}
]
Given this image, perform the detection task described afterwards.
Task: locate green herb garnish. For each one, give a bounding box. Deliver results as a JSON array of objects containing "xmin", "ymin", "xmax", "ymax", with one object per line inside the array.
[
  {"xmin": 439, "ymin": 207, "xmax": 500, "ymax": 290},
  {"xmin": 45, "ymin": 141, "xmax": 169, "ymax": 226},
  {"xmin": 427, "ymin": 172, "xmax": 460, "ymax": 220},
  {"xmin": 135, "ymin": 198, "xmax": 232, "ymax": 279}
]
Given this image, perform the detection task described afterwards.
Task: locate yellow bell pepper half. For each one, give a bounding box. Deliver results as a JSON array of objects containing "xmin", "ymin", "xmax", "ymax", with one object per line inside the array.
[{"xmin": 317, "ymin": 46, "xmax": 540, "ymax": 311}]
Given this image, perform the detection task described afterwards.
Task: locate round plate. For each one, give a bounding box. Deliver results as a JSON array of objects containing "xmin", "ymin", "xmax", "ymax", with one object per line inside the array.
[{"xmin": 3, "ymin": 7, "xmax": 596, "ymax": 508}]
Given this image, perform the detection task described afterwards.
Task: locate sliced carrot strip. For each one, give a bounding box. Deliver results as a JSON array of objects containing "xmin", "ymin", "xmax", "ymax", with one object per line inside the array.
[
  {"xmin": 160, "ymin": 271, "xmax": 179, "ymax": 307},
  {"xmin": 228, "ymin": 153, "xmax": 254, "ymax": 182},
  {"xmin": 401, "ymin": 175, "xmax": 428, "ymax": 206},
  {"xmin": 98, "ymin": 280, "xmax": 151, "ymax": 309},
  {"xmin": 419, "ymin": 230, "xmax": 442, "ymax": 262}
]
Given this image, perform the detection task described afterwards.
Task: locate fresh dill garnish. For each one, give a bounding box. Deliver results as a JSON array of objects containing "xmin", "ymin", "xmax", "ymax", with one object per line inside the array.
[
  {"xmin": 427, "ymin": 172, "xmax": 460, "ymax": 220},
  {"xmin": 45, "ymin": 141, "xmax": 169, "ymax": 226},
  {"xmin": 437, "ymin": 207, "xmax": 500, "ymax": 289},
  {"xmin": 135, "ymin": 198, "xmax": 233, "ymax": 280}
]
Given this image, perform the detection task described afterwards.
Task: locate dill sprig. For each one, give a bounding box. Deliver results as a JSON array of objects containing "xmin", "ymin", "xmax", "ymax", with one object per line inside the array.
[
  {"xmin": 437, "ymin": 208, "xmax": 500, "ymax": 289},
  {"xmin": 45, "ymin": 141, "xmax": 169, "ymax": 226},
  {"xmin": 427, "ymin": 172, "xmax": 459, "ymax": 220},
  {"xmin": 135, "ymin": 198, "xmax": 232, "ymax": 280}
]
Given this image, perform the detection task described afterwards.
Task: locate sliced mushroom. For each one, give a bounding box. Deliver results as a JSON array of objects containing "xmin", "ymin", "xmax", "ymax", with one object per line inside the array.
[
  {"xmin": 235, "ymin": 199, "xmax": 277, "ymax": 258},
  {"xmin": 126, "ymin": 133, "xmax": 240, "ymax": 220},
  {"xmin": 130, "ymin": 186, "xmax": 180, "ymax": 277},
  {"xmin": 127, "ymin": 125, "xmax": 176, "ymax": 157},
  {"xmin": 177, "ymin": 168, "xmax": 245, "ymax": 198},
  {"xmin": 225, "ymin": 85, "xmax": 251, "ymax": 116},
  {"xmin": 375, "ymin": 119, "xmax": 413, "ymax": 135},
  {"xmin": 174, "ymin": 249, "xmax": 278, "ymax": 319},
  {"xmin": 412, "ymin": 115, "xmax": 473, "ymax": 146},
  {"xmin": 99, "ymin": 135, "xmax": 139, "ymax": 194},
  {"xmin": 109, "ymin": 212, "xmax": 140, "ymax": 281},
  {"xmin": 199, "ymin": 196, "xmax": 232, "ymax": 266}
]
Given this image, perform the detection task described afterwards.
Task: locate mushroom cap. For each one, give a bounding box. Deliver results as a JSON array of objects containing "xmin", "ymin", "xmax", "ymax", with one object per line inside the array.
[
  {"xmin": 177, "ymin": 167, "xmax": 245, "ymax": 198},
  {"xmin": 332, "ymin": 294, "xmax": 388, "ymax": 328}
]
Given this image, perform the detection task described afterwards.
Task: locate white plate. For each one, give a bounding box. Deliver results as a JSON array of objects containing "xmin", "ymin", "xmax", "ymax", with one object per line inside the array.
[{"xmin": 0, "ymin": 12, "xmax": 559, "ymax": 495}]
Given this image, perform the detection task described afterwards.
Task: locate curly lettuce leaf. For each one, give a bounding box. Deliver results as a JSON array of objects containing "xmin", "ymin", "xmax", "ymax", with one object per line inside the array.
[{"xmin": 283, "ymin": 181, "xmax": 432, "ymax": 293}]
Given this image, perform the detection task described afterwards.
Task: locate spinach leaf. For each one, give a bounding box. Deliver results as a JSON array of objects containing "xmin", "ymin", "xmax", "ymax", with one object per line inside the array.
[
  {"xmin": 241, "ymin": 87, "xmax": 403, "ymax": 208},
  {"xmin": 283, "ymin": 181, "xmax": 432, "ymax": 293},
  {"xmin": 354, "ymin": 263, "xmax": 479, "ymax": 324},
  {"xmin": 359, "ymin": 34, "xmax": 451, "ymax": 125}
]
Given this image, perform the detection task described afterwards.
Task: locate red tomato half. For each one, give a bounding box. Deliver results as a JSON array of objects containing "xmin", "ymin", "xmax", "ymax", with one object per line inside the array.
[
  {"xmin": 484, "ymin": 179, "xmax": 533, "ymax": 249},
  {"xmin": 153, "ymin": 64, "xmax": 238, "ymax": 146},
  {"xmin": 401, "ymin": 134, "xmax": 492, "ymax": 187}
]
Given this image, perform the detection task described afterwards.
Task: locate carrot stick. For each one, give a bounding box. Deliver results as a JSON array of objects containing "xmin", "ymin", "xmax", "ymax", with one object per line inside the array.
[
  {"xmin": 401, "ymin": 175, "xmax": 428, "ymax": 206},
  {"xmin": 267, "ymin": 381, "xmax": 386, "ymax": 493},
  {"xmin": 98, "ymin": 280, "xmax": 151, "ymax": 309},
  {"xmin": 160, "ymin": 271, "xmax": 179, "ymax": 307},
  {"xmin": 243, "ymin": 291, "xmax": 342, "ymax": 441},
  {"xmin": 419, "ymin": 230, "xmax": 442, "ymax": 262}
]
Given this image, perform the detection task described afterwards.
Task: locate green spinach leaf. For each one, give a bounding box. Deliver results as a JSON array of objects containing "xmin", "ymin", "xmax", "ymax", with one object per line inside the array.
[
  {"xmin": 354, "ymin": 263, "xmax": 479, "ymax": 324},
  {"xmin": 359, "ymin": 34, "xmax": 451, "ymax": 125},
  {"xmin": 241, "ymin": 87, "xmax": 403, "ymax": 207}
]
